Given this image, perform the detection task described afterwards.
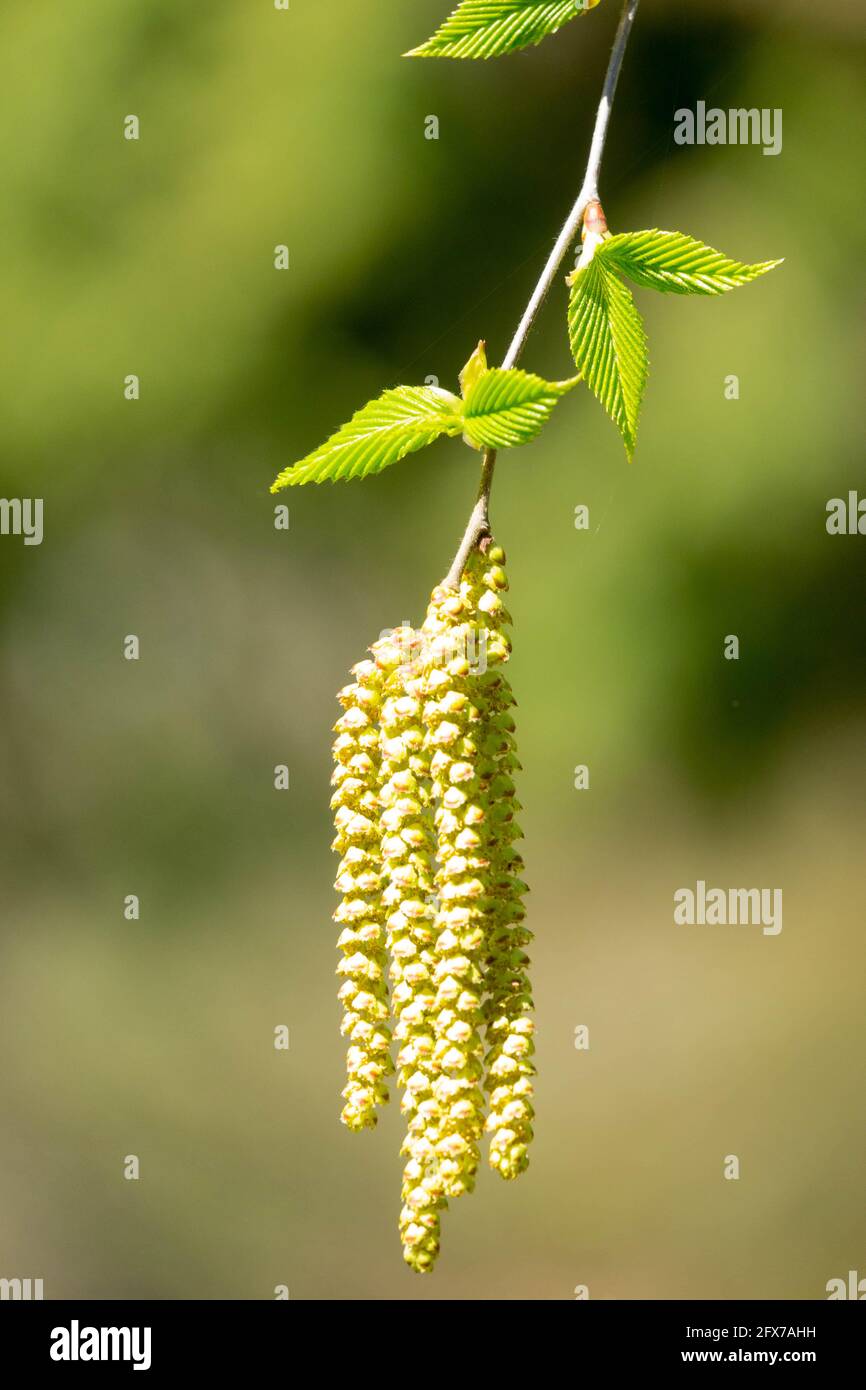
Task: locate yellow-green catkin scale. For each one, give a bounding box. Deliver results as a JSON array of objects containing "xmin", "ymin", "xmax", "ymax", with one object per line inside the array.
[
  {"xmin": 373, "ymin": 629, "xmax": 446, "ymax": 1274},
  {"xmin": 419, "ymin": 543, "xmax": 533, "ymax": 1199},
  {"xmin": 331, "ymin": 657, "xmax": 394, "ymax": 1132}
]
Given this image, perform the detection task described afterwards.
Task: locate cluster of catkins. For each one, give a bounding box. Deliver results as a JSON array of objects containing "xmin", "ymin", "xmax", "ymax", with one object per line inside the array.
[{"xmin": 330, "ymin": 541, "xmax": 534, "ymax": 1272}]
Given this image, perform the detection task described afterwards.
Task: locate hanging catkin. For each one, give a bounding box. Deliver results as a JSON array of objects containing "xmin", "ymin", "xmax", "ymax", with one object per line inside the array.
[
  {"xmin": 419, "ymin": 573, "xmax": 491, "ymax": 1202},
  {"xmin": 473, "ymin": 551, "xmax": 535, "ymax": 1181},
  {"xmin": 422, "ymin": 544, "xmax": 534, "ymax": 1198},
  {"xmin": 330, "ymin": 540, "xmax": 534, "ymax": 1272},
  {"xmin": 331, "ymin": 657, "xmax": 393, "ymax": 1131},
  {"xmin": 373, "ymin": 627, "xmax": 446, "ymax": 1273}
]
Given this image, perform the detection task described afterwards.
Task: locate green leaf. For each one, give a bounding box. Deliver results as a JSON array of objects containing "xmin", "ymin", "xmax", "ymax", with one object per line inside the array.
[
  {"xmin": 270, "ymin": 386, "xmax": 464, "ymax": 489},
  {"xmin": 462, "ymin": 367, "xmax": 578, "ymax": 450},
  {"xmin": 406, "ymin": 0, "xmax": 602, "ymax": 62},
  {"xmin": 600, "ymin": 230, "xmax": 783, "ymax": 296},
  {"xmin": 567, "ymin": 254, "xmax": 648, "ymax": 459}
]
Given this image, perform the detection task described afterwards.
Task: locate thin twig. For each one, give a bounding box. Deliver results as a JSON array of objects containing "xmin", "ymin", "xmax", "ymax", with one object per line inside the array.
[{"xmin": 443, "ymin": 0, "xmax": 640, "ymax": 587}]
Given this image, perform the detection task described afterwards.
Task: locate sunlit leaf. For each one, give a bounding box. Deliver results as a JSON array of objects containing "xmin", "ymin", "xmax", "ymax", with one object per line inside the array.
[
  {"xmin": 567, "ymin": 254, "xmax": 647, "ymax": 459},
  {"xmin": 406, "ymin": 0, "xmax": 603, "ymax": 62},
  {"xmin": 270, "ymin": 386, "xmax": 464, "ymax": 489},
  {"xmin": 600, "ymin": 230, "xmax": 783, "ymax": 296},
  {"xmin": 462, "ymin": 367, "xmax": 578, "ymax": 450}
]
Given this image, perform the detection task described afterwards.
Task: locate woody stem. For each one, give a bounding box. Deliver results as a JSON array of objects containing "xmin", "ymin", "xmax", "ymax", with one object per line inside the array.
[{"xmin": 443, "ymin": 0, "xmax": 640, "ymax": 588}]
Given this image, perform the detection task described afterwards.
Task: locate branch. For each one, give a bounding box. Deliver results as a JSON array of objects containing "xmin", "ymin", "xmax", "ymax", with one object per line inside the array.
[{"xmin": 443, "ymin": 0, "xmax": 640, "ymax": 588}]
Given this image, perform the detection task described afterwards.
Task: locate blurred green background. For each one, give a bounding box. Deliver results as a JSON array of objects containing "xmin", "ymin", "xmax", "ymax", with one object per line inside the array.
[{"xmin": 1, "ymin": 0, "xmax": 864, "ymax": 1300}]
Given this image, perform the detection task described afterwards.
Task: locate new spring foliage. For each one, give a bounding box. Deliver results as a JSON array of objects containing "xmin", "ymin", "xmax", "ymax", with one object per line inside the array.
[
  {"xmin": 566, "ymin": 221, "xmax": 782, "ymax": 458},
  {"xmin": 270, "ymin": 344, "xmax": 575, "ymax": 489},
  {"xmin": 269, "ymin": 2, "xmax": 780, "ymax": 491},
  {"xmin": 272, "ymin": 217, "xmax": 779, "ymax": 490}
]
